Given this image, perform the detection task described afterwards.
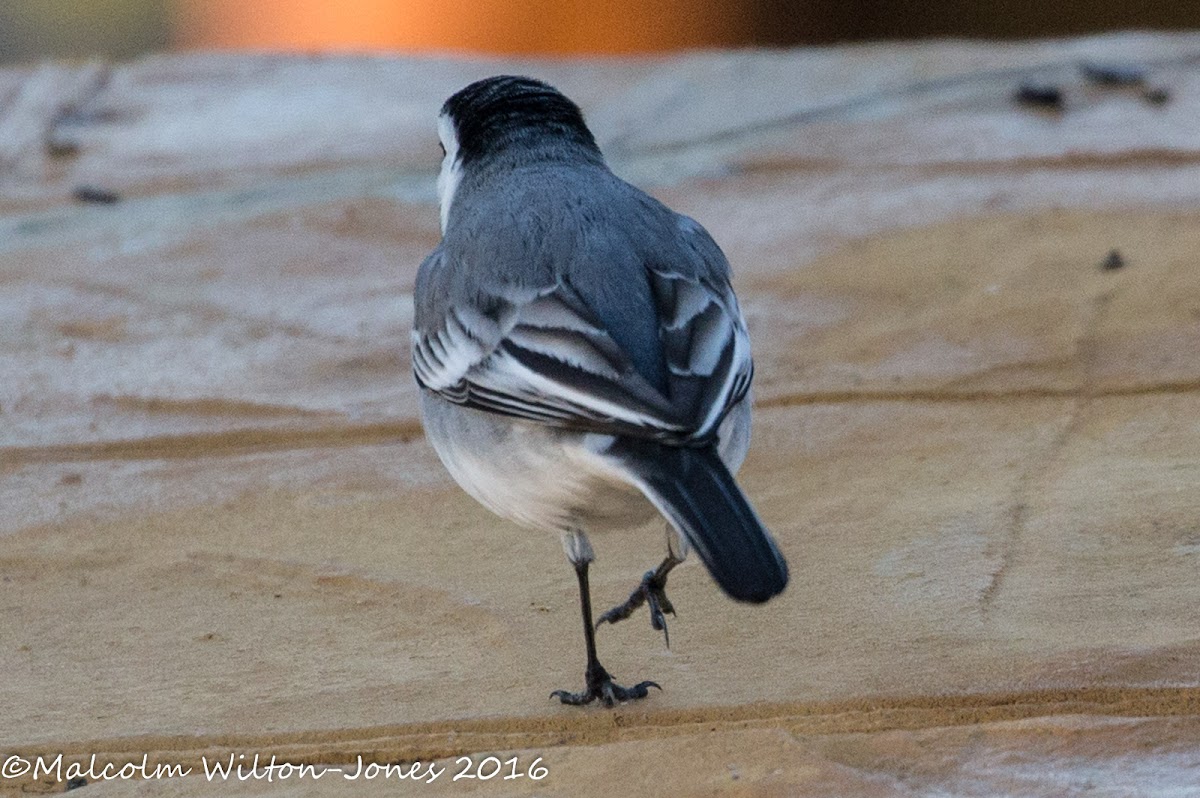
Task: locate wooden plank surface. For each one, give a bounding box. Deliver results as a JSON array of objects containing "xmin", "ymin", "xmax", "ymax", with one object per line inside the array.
[{"xmin": 3, "ymin": 32, "xmax": 1200, "ymax": 795}]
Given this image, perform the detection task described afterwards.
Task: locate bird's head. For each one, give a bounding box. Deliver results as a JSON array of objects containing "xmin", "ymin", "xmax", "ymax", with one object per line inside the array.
[{"xmin": 436, "ymin": 76, "xmax": 601, "ymax": 232}]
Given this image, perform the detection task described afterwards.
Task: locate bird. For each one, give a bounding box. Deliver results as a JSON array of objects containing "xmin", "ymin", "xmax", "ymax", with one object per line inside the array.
[{"xmin": 411, "ymin": 75, "xmax": 788, "ymax": 706}]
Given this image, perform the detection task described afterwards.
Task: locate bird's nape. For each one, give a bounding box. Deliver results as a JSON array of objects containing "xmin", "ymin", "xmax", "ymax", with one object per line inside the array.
[{"xmin": 439, "ymin": 75, "xmax": 600, "ymax": 164}]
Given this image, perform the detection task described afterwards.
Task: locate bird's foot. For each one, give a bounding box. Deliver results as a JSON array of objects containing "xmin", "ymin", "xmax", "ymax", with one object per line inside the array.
[
  {"xmin": 597, "ymin": 568, "xmax": 676, "ymax": 646},
  {"xmin": 551, "ymin": 662, "xmax": 660, "ymax": 707}
]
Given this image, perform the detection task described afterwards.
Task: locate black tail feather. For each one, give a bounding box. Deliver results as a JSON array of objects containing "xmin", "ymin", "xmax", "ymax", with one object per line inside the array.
[{"xmin": 613, "ymin": 440, "xmax": 788, "ymax": 604}]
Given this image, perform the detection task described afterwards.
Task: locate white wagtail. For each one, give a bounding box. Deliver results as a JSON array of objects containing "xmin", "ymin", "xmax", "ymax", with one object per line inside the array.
[{"xmin": 412, "ymin": 76, "xmax": 788, "ymax": 706}]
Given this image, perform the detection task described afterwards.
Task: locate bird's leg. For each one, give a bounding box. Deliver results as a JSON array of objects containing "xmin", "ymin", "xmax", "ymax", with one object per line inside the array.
[
  {"xmin": 551, "ymin": 529, "xmax": 660, "ymax": 707},
  {"xmin": 596, "ymin": 552, "xmax": 683, "ymax": 646}
]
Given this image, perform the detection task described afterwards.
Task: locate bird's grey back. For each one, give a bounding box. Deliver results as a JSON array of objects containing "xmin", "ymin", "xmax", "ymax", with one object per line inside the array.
[{"xmin": 419, "ymin": 162, "xmax": 732, "ymax": 393}]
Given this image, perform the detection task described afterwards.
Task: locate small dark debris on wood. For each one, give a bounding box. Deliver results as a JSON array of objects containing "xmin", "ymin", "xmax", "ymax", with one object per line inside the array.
[
  {"xmin": 1014, "ymin": 83, "xmax": 1063, "ymax": 110},
  {"xmin": 66, "ymin": 776, "xmax": 88, "ymax": 790},
  {"xmin": 1080, "ymin": 62, "xmax": 1146, "ymax": 87},
  {"xmin": 1100, "ymin": 249, "xmax": 1125, "ymax": 271},
  {"xmin": 1142, "ymin": 87, "xmax": 1171, "ymax": 106},
  {"xmin": 45, "ymin": 136, "xmax": 80, "ymax": 158},
  {"xmin": 72, "ymin": 185, "xmax": 121, "ymax": 205}
]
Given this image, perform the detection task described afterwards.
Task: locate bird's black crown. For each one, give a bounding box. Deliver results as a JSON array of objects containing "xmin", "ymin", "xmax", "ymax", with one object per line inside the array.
[{"xmin": 441, "ymin": 76, "xmax": 600, "ymax": 165}]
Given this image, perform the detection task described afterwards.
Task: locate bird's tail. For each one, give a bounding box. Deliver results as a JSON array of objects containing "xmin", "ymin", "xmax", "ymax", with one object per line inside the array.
[{"xmin": 611, "ymin": 439, "xmax": 788, "ymax": 604}]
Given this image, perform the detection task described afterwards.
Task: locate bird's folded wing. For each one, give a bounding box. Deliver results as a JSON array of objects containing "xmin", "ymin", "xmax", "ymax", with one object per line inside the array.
[
  {"xmin": 645, "ymin": 265, "xmax": 753, "ymax": 440},
  {"xmin": 412, "ymin": 228, "xmax": 753, "ymax": 442},
  {"xmin": 413, "ymin": 279, "xmax": 694, "ymax": 439}
]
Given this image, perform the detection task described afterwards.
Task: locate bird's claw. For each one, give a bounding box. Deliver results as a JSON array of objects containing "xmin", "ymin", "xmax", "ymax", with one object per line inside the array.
[
  {"xmin": 596, "ymin": 569, "xmax": 676, "ymax": 646},
  {"xmin": 551, "ymin": 663, "xmax": 660, "ymax": 707}
]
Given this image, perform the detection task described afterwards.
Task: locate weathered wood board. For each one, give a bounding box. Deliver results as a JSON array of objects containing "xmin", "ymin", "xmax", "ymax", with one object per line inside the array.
[{"xmin": 3, "ymin": 32, "xmax": 1200, "ymax": 795}]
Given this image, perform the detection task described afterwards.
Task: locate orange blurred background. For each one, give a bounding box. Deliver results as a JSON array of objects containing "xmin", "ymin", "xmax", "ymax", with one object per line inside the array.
[
  {"xmin": 173, "ymin": 0, "xmax": 755, "ymax": 55},
  {"xmin": 0, "ymin": 0, "xmax": 1195, "ymax": 64}
]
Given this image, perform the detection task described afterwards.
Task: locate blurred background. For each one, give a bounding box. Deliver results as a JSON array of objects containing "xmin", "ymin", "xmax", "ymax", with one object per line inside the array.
[{"xmin": 0, "ymin": 0, "xmax": 1196, "ymax": 64}]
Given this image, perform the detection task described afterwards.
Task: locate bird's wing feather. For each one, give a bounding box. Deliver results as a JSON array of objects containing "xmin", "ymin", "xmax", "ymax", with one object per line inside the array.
[
  {"xmin": 648, "ymin": 269, "xmax": 753, "ymax": 439},
  {"xmin": 412, "ymin": 214, "xmax": 754, "ymax": 443},
  {"xmin": 649, "ymin": 215, "xmax": 754, "ymax": 439},
  {"xmin": 413, "ymin": 267, "xmax": 692, "ymax": 439}
]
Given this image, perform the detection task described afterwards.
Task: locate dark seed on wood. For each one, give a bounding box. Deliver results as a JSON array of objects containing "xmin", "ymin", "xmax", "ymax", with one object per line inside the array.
[
  {"xmin": 1101, "ymin": 249, "xmax": 1125, "ymax": 271},
  {"xmin": 45, "ymin": 137, "xmax": 80, "ymax": 157},
  {"xmin": 1142, "ymin": 87, "xmax": 1171, "ymax": 106},
  {"xmin": 1014, "ymin": 83, "xmax": 1063, "ymax": 110},
  {"xmin": 72, "ymin": 185, "xmax": 121, "ymax": 205}
]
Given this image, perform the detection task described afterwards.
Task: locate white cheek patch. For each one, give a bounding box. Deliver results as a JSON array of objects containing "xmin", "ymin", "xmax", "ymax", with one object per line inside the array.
[{"xmin": 436, "ymin": 114, "xmax": 463, "ymax": 233}]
